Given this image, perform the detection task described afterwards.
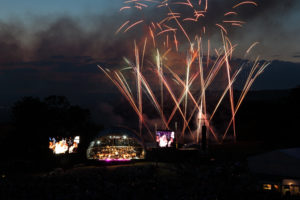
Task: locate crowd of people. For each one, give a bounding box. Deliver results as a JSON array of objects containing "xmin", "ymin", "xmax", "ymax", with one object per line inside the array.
[{"xmin": 0, "ymin": 160, "xmax": 294, "ymax": 200}]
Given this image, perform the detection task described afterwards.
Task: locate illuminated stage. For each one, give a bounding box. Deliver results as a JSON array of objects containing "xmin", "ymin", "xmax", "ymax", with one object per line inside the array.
[{"xmin": 86, "ymin": 128, "xmax": 145, "ymax": 161}]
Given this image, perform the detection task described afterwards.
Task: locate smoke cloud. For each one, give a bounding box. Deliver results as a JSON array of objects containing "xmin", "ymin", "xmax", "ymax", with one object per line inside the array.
[{"xmin": 0, "ymin": 0, "xmax": 298, "ymax": 65}]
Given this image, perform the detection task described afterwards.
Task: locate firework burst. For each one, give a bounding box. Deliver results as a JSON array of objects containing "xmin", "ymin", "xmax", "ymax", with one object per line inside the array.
[{"xmin": 99, "ymin": 0, "xmax": 270, "ymax": 143}]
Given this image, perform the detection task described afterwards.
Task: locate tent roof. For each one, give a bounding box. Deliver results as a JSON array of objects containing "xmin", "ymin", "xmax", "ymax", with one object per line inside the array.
[
  {"xmin": 95, "ymin": 127, "xmax": 142, "ymax": 142},
  {"xmin": 248, "ymin": 148, "xmax": 300, "ymax": 178}
]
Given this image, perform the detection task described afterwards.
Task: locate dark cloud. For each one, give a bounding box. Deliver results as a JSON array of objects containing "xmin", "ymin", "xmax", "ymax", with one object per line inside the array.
[
  {"xmin": 0, "ymin": 21, "xmax": 27, "ymax": 63},
  {"xmin": 95, "ymin": 102, "xmax": 124, "ymax": 126},
  {"xmin": 0, "ymin": 15, "xmax": 142, "ymax": 66},
  {"xmin": 0, "ymin": 0, "xmax": 298, "ymax": 65}
]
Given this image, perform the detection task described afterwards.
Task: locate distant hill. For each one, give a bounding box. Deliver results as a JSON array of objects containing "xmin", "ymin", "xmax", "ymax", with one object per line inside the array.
[
  {"xmin": 252, "ymin": 60, "xmax": 300, "ymax": 90},
  {"xmin": 244, "ymin": 90, "xmax": 290, "ymax": 101}
]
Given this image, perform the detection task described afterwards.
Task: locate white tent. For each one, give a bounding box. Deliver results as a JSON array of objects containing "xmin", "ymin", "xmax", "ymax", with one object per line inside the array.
[{"xmin": 248, "ymin": 148, "xmax": 300, "ymax": 178}]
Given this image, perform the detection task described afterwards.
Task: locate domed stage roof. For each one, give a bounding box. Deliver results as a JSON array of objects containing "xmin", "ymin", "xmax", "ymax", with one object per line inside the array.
[
  {"xmin": 95, "ymin": 127, "xmax": 143, "ymax": 143},
  {"xmin": 87, "ymin": 127, "xmax": 145, "ymax": 161}
]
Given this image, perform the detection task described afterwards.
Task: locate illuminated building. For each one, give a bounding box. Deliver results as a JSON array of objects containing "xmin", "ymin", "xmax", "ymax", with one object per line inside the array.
[
  {"xmin": 86, "ymin": 127, "xmax": 145, "ymax": 161},
  {"xmin": 248, "ymin": 148, "xmax": 300, "ymax": 196}
]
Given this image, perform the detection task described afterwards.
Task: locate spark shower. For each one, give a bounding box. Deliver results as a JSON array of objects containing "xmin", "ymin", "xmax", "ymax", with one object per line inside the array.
[{"xmin": 98, "ymin": 0, "xmax": 270, "ymax": 144}]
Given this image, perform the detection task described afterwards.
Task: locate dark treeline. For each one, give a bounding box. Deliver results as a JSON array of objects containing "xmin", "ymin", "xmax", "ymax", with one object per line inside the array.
[{"xmin": 0, "ymin": 95, "xmax": 102, "ymax": 169}]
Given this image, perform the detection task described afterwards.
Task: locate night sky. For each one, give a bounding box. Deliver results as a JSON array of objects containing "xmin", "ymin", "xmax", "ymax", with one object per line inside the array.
[{"xmin": 0, "ymin": 0, "xmax": 299, "ymax": 124}]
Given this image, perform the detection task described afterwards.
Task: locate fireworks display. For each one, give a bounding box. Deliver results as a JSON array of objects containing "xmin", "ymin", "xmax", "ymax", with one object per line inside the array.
[{"xmin": 99, "ymin": 0, "xmax": 270, "ymax": 144}]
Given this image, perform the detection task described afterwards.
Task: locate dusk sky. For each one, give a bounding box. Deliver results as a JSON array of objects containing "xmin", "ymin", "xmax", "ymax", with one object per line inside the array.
[
  {"xmin": 0, "ymin": 0, "xmax": 299, "ymax": 61},
  {"xmin": 0, "ymin": 0, "xmax": 122, "ymax": 17},
  {"xmin": 0, "ymin": 0, "xmax": 299, "ymax": 123}
]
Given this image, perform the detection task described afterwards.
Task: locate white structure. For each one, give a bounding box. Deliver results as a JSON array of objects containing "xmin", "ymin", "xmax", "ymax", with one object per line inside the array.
[{"xmin": 248, "ymin": 148, "xmax": 300, "ymax": 196}]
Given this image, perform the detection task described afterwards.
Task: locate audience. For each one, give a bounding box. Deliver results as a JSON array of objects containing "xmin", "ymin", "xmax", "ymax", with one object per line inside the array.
[{"xmin": 0, "ymin": 160, "xmax": 293, "ymax": 200}]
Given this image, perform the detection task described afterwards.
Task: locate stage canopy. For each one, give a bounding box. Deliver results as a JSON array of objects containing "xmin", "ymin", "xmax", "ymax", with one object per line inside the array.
[
  {"xmin": 248, "ymin": 148, "xmax": 300, "ymax": 178},
  {"xmin": 86, "ymin": 127, "xmax": 145, "ymax": 161}
]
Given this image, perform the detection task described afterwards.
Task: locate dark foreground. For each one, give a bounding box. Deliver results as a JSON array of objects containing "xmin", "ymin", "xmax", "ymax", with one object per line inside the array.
[{"xmin": 0, "ymin": 160, "xmax": 291, "ymax": 200}]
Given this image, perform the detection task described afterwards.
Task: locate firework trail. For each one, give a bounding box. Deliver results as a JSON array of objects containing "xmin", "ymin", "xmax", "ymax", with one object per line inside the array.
[{"xmin": 99, "ymin": 0, "xmax": 270, "ymax": 143}]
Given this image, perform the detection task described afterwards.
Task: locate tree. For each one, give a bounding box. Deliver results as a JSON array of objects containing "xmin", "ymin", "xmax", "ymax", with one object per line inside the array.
[{"xmin": 10, "ymin": 95, "xmax": 96, "ymax": 160}]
